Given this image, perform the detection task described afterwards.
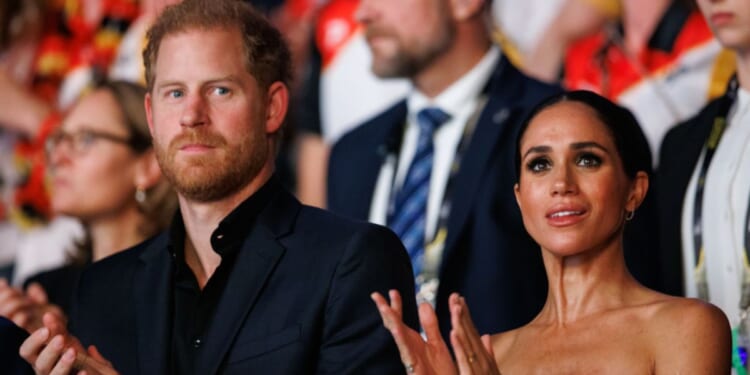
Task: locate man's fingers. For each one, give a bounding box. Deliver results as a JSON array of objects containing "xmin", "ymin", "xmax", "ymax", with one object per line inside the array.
[
  {"xmin": 34, "ymin": 334, "xmax": 66, "ymax": 374},
  {"xmin": 26, "ymin": 283, "xmax": 49, "ymax": 304},
  {"xmin": 19, "ymin": 326, "xmax": 50, "ymax": 363},
  {"xmin": 48, "ymin": 348, "xmax": 77, "ymax": 375},
  {"xmin": 42, "ymin": 312, "xmax": 67, "ymax": 337}
]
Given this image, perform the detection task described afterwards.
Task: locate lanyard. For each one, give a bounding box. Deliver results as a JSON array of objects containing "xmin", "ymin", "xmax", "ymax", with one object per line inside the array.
[{"xmin": 691, "ymin": 76, "xmax": 747, "ymax": 303}]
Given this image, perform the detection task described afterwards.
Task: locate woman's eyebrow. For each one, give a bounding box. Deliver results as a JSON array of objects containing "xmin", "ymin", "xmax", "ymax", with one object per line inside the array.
[{"xmin": 522, "ymin": 145, "xmax": 551, "ymax": 160}]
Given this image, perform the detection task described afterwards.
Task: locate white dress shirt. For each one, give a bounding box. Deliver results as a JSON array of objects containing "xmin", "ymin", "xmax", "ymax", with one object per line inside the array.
[
  {"xmin": 681, "ymin": 88, "xmax": 750, "ymax": 326},
  {"xmin": 368, "ymin": 46, "xmax": 501, "ymax": 242}
]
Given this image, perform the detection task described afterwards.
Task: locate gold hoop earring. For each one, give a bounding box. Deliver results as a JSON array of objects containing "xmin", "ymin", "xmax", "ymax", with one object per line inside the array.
[{"xmin": 625, "ymin": 210, "xmax": 635, "ymax": 221}]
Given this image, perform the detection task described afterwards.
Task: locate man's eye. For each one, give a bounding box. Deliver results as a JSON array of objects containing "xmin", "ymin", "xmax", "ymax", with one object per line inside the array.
[
  {"xmin": 213, "ymin": 87, "xmax": 230, "ymax": 95},
  {"xmin": 168, "ymin": 90, "xmax": 183, "ymax": 99}
]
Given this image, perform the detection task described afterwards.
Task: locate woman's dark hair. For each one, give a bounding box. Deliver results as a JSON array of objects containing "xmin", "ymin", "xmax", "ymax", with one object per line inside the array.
[{"xmin": 514, "ymin": 90, "xmax": 652, "ymax": 182}]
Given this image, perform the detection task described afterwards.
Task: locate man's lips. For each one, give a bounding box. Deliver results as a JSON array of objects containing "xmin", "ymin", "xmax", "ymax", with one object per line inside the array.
[{"xmin": 178, "ymin": 143, "xmax": 215, "ymax": 151}]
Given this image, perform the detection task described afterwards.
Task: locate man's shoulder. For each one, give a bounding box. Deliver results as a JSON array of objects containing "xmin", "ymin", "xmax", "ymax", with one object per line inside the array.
[
  {"xmin": 332, "ymin": 100, "xmax": 407, "ymax": 152},
  {"xmin": 80, "ymin": 233, "xmax": 167, "ymax": 283},
  {"xmin": 294, "ymin": 204, "xmax": 400, "ymax": 246}
]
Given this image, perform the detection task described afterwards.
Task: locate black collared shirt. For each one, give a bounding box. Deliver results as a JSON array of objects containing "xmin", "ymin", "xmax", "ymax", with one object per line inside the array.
[{"xmin": 169, "ymin": 177, "xmax": 278, "ymax": 375}]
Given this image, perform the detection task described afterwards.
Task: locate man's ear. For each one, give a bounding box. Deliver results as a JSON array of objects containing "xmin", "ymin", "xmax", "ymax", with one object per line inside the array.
[
  {"xmin": 265, "ymin": 81, "xmax": 289, "ymax": 135},
  {"xmin": 145, "ymin": 92, "xmax": 155, "ymax": 137},
  {"xmin": 625, "ymin": 171, "xmax": 649, "ymax": 213},
  {"xmin": 450, "ymin": 0, "xmax": 485, "ymax": 21}
]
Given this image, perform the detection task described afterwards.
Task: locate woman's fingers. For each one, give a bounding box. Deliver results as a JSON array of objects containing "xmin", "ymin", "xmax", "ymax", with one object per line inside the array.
[
  {"xmin": 372, "ymin": 291, "xmax": 421, "ymax": 373},
  {"xmin": 419, "ymin": 303, "xmax": 442, "ymax": 345},
  {"xmin": 371, "ymin": 292, "xmax": 400, "ymax": 332},
  {"xmin": 481, "ymin": 334, "xmax": 494, "ymax": 358},
  {"xmin": 450, "ymin": 296, "xmax": 478, "ymax": 363},
  {"xmin": 451, "ymin": 329, "xmax": 474, "ymax": 373},
  {"xmin": 388, "ymin": 289, "xmax": 403, "ymax": 318}
]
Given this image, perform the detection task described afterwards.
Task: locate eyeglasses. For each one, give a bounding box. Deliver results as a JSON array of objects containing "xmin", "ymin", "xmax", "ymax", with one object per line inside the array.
[{"xmin": 45, "ymin": 128, "xmax": 138, "ymax": 157}]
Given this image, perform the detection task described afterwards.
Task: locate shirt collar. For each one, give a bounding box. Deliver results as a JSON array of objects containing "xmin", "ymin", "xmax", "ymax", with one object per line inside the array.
[
  {"xmin": 167, "ymin": 175, "xmax": 279, "ymax": 260},
  {"xmin": 407, "ymin": 45, "xmax": 500, "ymax": 117}
]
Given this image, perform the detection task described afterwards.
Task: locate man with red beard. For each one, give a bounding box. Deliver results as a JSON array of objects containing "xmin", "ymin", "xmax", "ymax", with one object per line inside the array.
[{"xmin": 18, "ymin": 1, "xmax": 418, "ymax": 374}]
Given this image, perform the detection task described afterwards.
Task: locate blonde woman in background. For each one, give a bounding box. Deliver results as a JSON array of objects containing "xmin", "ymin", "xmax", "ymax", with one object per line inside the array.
[{"xmin": 0, "ymin": 80, "xmax": 177, "ymax": 332}]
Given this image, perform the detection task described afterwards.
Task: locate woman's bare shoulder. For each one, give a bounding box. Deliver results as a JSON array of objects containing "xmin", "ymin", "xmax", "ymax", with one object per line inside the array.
[
  {"xmin": 645, "ymin": 295, "xmax": 731, "ymax": 373},
  {"xmin": 648, "ymin": 295, "xmax": 728, "ymax": 331},
  {"xmin": 490, "ymin": 326, "xmax": 523, "ymax": 363}
]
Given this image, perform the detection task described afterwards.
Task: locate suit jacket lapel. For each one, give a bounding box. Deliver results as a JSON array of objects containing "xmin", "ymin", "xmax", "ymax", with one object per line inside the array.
[
  {"xmin": 195, "ymin": 190, "xmax": 297, "ymax": 374},
  {"xmin": 133, "ymin": 235, "xmax": 172, "ymax": 375},
  {"xmin": 442, "ymin": 59, "xmax": 522, "ymax": 259},
  {"xmin": 343, "ymin": 102, "xmax": 408, "ymax": 220}
]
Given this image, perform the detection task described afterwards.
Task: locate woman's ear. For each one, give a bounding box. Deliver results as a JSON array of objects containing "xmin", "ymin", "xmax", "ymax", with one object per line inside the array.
[
  {"xmin": 625, "ymin": 171, "xmax": 649, "ymax": 213},
  {"xmin": 514, "ymin": 182, "xmax": 522, "ymax": 209},
  {"xmin": 133, "ymin": 150, "xmax": 163, "ymax": 191}
]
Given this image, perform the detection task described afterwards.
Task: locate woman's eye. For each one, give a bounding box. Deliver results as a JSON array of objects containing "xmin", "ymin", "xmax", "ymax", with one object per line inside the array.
[
  {"xmin": 526, "ymin": 157, "xmax": 550, "ymax": 173},
  {"xmin": 576, "ymin": 153, "xmax": 602, "ymax": 168},
  {"xmin": 77, "ymin": 132, "xmax": 96, "ymax": 148}
]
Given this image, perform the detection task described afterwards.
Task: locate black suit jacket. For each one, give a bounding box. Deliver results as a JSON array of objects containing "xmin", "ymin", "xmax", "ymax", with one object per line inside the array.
[
  {"xmin": 70, "ymin": 186, "xmax": 418, "ymax": 374},
  {"xmin": 328, "ymin": 58, "xmax": 557, "ymax": 339},
  {"xmin": 0, "ymin": 317, "xmax": 33, "ymax": 374},
  {"xmin": 656, "ymin": 95, "xmax": 727, "ymax": 296}
]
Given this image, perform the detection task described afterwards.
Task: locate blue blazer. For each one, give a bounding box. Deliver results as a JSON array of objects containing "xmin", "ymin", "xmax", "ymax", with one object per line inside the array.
[
  {"xmin": 328, "ymin": 58, "xmax": 559, "ymax": 339},
  {"xmin": 70, "ymin": 187, "xmax": 418, "ymax": 374}
]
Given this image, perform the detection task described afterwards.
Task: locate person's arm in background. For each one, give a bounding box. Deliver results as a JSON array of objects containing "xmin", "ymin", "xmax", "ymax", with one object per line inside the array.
[
  {"xmin": 523, "ymin": 0, "xmax": 619, "ymax": 82},
  {"xmin": 0, "ymin": 71, "xmax": 54, "ymax": 138},
  {"xmin": 294, "ymin": 35, "xmax": 328, "ymax": 208}
]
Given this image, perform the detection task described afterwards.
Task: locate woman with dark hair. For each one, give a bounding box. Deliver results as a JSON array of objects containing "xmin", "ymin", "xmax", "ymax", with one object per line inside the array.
[
  {"xmin": 0, "ymin": 80, "xmax": 177, "ymax": 332},
  {"xmin": 372, "ymin": 90, "xmax": 731, "ymax": 373}
]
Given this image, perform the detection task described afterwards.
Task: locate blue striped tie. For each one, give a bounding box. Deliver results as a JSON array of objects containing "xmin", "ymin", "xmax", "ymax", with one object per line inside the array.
[{"xmin": 389, "ymin": 107, "xmax": 450, "ymax": 277}]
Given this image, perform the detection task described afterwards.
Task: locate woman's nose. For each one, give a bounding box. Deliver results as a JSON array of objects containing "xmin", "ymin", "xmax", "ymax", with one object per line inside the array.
[{"xmin": 551, "ymin": 165, "xmax": 578, "ymax": 196}]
